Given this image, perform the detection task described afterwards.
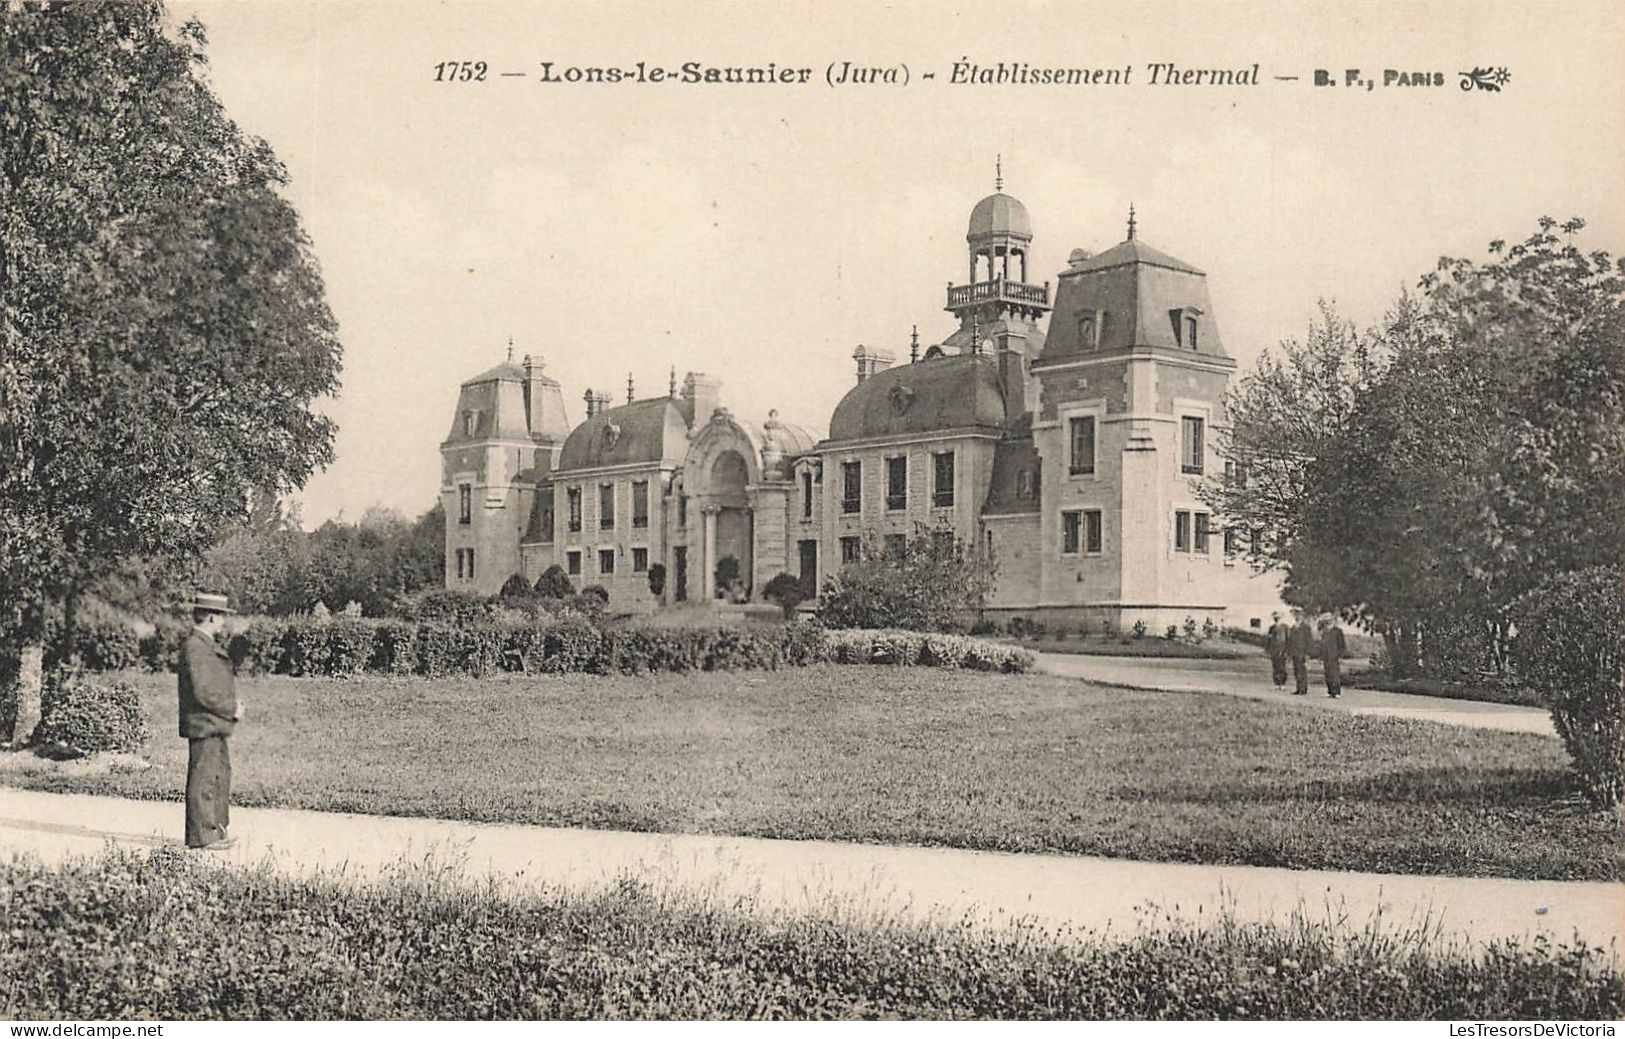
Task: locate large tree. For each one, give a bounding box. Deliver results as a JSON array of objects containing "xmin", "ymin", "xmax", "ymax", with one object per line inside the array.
[
  {"xmin": 2, "ymin": 2, "xmax": 341, "ymax": 733},
  {"xmin": 1210, "ymin": 220, "xmax": 1625, "ymax": 676}
]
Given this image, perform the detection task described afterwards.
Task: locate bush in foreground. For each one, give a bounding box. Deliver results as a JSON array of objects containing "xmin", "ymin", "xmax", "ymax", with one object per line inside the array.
[
  {"xmin": 1513, "ymin": 566, "xmax": 1625, "ymax": 809},
  {"xmin": 0, "ymin": 850, "xmax": 1617, "ymax": 1020},
  {"xmin": 31, "ymin": 672, "xmax": 150, "ymax": 755}
]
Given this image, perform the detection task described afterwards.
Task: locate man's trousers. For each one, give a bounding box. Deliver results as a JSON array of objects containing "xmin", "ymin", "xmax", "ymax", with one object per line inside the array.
[{"xmin": 185, "ymin": 735, "xmax": 231, "ymax": 847}]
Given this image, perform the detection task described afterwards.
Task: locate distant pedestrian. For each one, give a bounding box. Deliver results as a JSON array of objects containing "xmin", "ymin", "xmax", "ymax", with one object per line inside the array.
[
  {"xmin": 1286, "ymin": 613, "xmax": 1312, "ymax": 696},
  {"xmin": 178, "ymin": 592, "xmax": 241, "ymax": 851},
  {"xmin": 1265, "ymin": 612, "xmax": 1290, "ymax": 687},
  {"xmin": 1320, "ymin": 615, "xmax": 1346, "ymax": 698}
]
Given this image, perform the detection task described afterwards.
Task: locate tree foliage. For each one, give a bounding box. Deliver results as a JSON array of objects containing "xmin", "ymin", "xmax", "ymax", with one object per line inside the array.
[
  {"xmin": 1210, "ymin": 220, "xmax": 1624, "ymax": 678},
  {"xmin": 1, "ymin": 2, "xmax": 341, "ymax": 643},
  {"xmin": 816, "ymin": 527, "xmax": 996, "ymax": 633}
]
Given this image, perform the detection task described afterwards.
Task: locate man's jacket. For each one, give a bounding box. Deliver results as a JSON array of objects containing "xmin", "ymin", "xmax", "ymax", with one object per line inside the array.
[
  {"xmin": 1321, "ymin": 626, "xmax": 1347, "ymax": 664},
  {"xmin": 1285, "ymin": 622, "xmax": 1313, "ymax": 659},
  {"xmin": 178, "ymin": 629, "xmax": 238, "ymax": 739},
  {"xmin": 1266, "ymin": 623, "xmax": 1290, "ymax": 656}
]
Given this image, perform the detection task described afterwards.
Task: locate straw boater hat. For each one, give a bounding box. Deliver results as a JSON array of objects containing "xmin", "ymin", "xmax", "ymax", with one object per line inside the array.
[{"xmin": 189, "ymin": 591, "xmax": 235, "ymax": 615}]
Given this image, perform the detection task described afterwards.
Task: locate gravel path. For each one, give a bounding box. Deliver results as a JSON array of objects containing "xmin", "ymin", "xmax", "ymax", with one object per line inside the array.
[{"xmin": 1, "ymin": 787, "xmax": 1616, "ymax": 951}]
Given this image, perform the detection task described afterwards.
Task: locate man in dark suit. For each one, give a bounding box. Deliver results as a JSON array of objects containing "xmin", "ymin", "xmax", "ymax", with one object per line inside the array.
[
  {"xmin": 1320, "ymin": 615, "xmax": 1347, "ymax": 698},
  {"xmin": 1286, "ymin": 613, "xmax": 1313, "ymax": 696},
  {"xmin": 1265, "ymin": 612, "xmax": 1290, "ymax": 687},
  {"xmin": 178, "ymin": 592, "xmax": 240, "ymax": 850}
]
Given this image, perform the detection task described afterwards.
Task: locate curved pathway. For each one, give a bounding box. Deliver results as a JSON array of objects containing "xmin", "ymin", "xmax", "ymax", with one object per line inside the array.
[
  {"xmin": 1034, "ymin": 652, "xmax": 1556, "ymax": 737},
  {"xmin": 1, "ymin": 788, "xmax": 1616, "ymax": 952}
]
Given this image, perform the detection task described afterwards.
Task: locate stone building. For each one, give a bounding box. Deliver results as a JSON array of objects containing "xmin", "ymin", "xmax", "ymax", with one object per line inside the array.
[{"xmin": 442, "ymin": 176, "xmax": 1284, "ymax": 629}]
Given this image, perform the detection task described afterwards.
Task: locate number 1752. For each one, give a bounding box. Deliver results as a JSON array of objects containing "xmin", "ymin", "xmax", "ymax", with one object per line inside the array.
[{"xmin": 434, "ymin": 61, "xmax": 488, "ymax": 82}]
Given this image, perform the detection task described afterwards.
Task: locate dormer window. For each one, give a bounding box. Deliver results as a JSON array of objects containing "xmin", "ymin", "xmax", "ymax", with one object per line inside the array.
[
  {"xmin": 1169, "ymin": 308, "xmax": 1202, "ymax": 350},
  {"xmin": 463, "ymin": 409, "xmax": 479, "ymax": 437},
  {"xmin": 1076, "ymin": 308, "xmax": 1101, "ymax": 351}
]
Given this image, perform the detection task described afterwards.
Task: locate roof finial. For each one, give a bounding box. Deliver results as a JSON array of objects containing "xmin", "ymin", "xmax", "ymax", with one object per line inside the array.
[
  {"xmin": 627, "ymin": 372, "xmax": 635, "ymax": 405},
  {"xmin": 506, "ymin": 336, "xmax": 514, "ymax": 363},
  {"xmin": 669, "ymin": 365, "xmax": 677, "ymax": 397},
  {"xmin": 910, "ymin": 324, "xmax": 920, "ymax": 363},
  {"xmin": 1127, "ymin": 203, "xmax": 1137, "ymax": 241},
  {"xmin": 971, "ymin": 311, "xmax": 981, "ymax": 354},
  {"xmin": 994, "ymin": 154, "xmax": 1003, "ymax": 193}
]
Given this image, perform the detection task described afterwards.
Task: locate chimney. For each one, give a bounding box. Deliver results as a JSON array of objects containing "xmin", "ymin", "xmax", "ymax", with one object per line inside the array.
[
  {"xmin": 681, "ymin": 371, "xmax": 721, "ymax": 424},
  {"xmin": 852, "ymin": 345, "xmax": 896, "ymax": 384},
  {"xmin": 997, "ymin": 335, "xmax": 1028, "ymax": 419},
  {"xmin": 583, "ymin": 388, "xmax": 598, "ymax": 419}
]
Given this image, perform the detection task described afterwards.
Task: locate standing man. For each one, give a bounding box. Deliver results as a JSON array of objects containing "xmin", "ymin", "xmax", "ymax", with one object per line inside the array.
[
  {"xmin": 1320, "ymin": 615, "xmax": 1347, "ymax": 699},
  {"xmin": 1286, "ymin": 612, "xmax": 1312, "ymax": 696},
  {"xmin": 1265, "ymin": 612, "xmax": 1290, "ymax": 688},
  {"xmin": 178, "ymin": 591, "xmax": 240, "ymax": 851}
]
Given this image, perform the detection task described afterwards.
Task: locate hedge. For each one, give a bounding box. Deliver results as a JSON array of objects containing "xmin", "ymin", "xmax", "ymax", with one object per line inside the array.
[
  {"xmin": 1, "ymin": 850, "xmax": 1617, "ymax": 1020},
  {"xmin": 33, "ymin": 671, "xmax": 150, "ymax": 756}
]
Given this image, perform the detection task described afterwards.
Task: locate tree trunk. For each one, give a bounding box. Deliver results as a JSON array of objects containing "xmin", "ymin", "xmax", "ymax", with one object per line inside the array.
[
  {"xmin": 2, "ymin": 643, "xmax": 44, "ymax": 746},
  {"xmin": 60, "ymin": 585, "xmax": 81, "ymax": 668}
]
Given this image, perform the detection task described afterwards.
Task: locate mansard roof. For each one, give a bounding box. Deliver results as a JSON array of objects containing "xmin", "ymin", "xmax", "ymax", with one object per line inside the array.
[
  {"xmin": 558, "ymin": 397, "xmax": 690, "ymax": 471},
  {"xmin": 826, "ymin": 352, "xmax": 1007, "ymax": 444},
  {"xmin": 1038, "ymin": 237, "xmax": 1230, "ymax": 364}
]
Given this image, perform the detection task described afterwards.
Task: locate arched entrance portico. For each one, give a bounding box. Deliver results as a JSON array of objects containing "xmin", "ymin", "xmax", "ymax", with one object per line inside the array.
[{"xmin": 705, "ymin": 449, "xmax": 753, "ymax": 599}]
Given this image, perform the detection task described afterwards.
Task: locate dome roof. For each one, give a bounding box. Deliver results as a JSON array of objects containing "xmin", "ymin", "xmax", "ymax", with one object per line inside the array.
[
  {"xmin": 826, "ymin": 353, "xmax": 1008, "ymax": 443},
  {"xmin": 558, "ymin": 397, "xmax": 690, "ymax": 471},
  {"xmin": 968, "ymin": 192, "xmax": 1033, "ymax": 240}
]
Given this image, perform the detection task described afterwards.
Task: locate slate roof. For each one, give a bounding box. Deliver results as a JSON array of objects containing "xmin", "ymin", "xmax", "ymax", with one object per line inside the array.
[
  {"xmin": 826, "ymin": 352, "xmax": 1007, "ymax": 443},
  {"xmin": 558, "ymin": 397, "xmax": 690, "ymax": 471}
]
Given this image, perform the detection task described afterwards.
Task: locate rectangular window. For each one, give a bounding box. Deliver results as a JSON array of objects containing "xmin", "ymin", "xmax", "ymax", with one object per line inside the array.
[
  {"xmin": 883, "ymin": 533, "xmax": 907, "ymax": 559},
  {"xmin": 1181, "ymin": 416, "xmax": 1205, "ymax": 475},
  {"xmin": 599, "ymin": 483, "xmax": 616, "ymax": 529},
  {"xmin": 632, "ymin": 547, "xmax": 648, "ymax": 572},
  {"xmin": 933, "ymin": 451, "xmax": 955, "ymax": 507},
  {"xmin": 840, "ymin": 536, "xmax": 860, "ymax": 564},
  {"xmin": 458, "ymin": 484, "xmax": 472, "ymax": 525},
  {"xmin": 1194, "ymin": 512, "xmax": 1211, "ymax": 553},
  {"xmin": 567, "ymin": 488, "xmax": 582, "ymax": 533},
  {"xmin": 455, "ymin": 548, "xmax": 465, "ymax": 580},
  {"xmin": 598, "ymin": 548, "xmax": 615, "ymax": 574},
  {"xmin": 466, "ymin": 548, "xmax": 475, "ymax": 579},
  {"xmin": 802, "ymin": 470, "xmax": 814, "ymax": 519},
  {"xmin": 1175, "ymin": 510, "xmax": 1191, "ymax": 552},
  {"xmin": 1062, "ymin": 511, "xmax": 1081, "ymax": 554},
  {"xmin": 678, "ymin": 493, "xmax": 688, "ymax": 529},
  {"xmin": 1249, "ymin": 528, "xmax": 1263, "ymax": 556},
  {"xmin": 632, "ymin": 481, "xmax": 649, "ymax": 528},
  {"xmin": 1185, "ymin": 315, "xmax": 1199, "ymax": 351},
  {"xmin": 1069, "ymin": 416, "xmax": 1096, "ymax": 475},
  {"xmin": 566, "ymin": 550, "xmax": 581, "ymax": 576},
  {"xmin": 1223, "ymin": 527, "xmax": 1237, "ymax": 556},
  {"xmin": 842, "ymin": 461, "xmax": 862, "ymax": 513},
  {"xmin": 540, "ymin": 504, "xmax": 555, "ymax": 540},
  {"xmin": 1085, "ymin": 509, "xmax": 1103, "ymax": 554},
  {"xmin": 885, "ymin": 456, "xmax": 907, "ymax": 510}
]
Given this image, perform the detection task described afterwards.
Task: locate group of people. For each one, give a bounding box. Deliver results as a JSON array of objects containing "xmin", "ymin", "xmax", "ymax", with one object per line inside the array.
[{"xmin": 1265, "ymin": 611, "xmax": 1346, "ymax": 698}]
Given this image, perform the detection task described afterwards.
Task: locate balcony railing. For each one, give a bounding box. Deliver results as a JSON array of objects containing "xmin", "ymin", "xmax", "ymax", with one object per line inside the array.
[{"xmin": 946, "ymin": 278, "xmax": 1050, "ymax": 310}]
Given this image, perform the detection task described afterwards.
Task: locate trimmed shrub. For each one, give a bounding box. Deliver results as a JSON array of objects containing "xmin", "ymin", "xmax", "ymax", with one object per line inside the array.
[
  {"xmin": 1511, "ymin": 566, "xmax": 1625, "ymax": 809},
  {"xmin": 761, "ymin": 573, "xmax": 805, "ymax": 619},
  {"xmin": 33, "ymin": 671, "xmax": 150, "ymax": 756},
  {"xmin": 499, "ymin": 573, "xmax": 533, "ymax": 601},
  {"xmin": 324, "ymin": 619, "xmax": 378, "ymax": 677},
  {"xmin": 43, "ymin": 614, "xmax": 141, "ymax": 672},
  {"xmin": 394, "ymin": 589, "xmax": 493, "ymax": 625},
  {"xmin": 414, "ymin": 623, "xmax": 464, "ymax": 678},
  {"xmin": 646, "ymin": 563, "xmax": 667, "ymax": 598},
  {"xmin": 372, "ymin": 620, "xmax": 419, "ymax": 675},
  {"xmin": 534, "ymin": 565, "xmax": 574, "ymax": 600},
  {"xmin": 229, "ymin": 618, "xmax": 289, "ymax": 676},
  {"xmin": 542, "ymin": 618, "xmax": 607, "ymax": 674},
  {"xmin": 139, "ymin": 615, "xmax": 191, "ymax": 673}
]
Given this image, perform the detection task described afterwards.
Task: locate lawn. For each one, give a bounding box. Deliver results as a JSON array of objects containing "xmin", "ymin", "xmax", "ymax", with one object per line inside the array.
[
  {"xmin": 4, "ymin": 665, "xmax": 1619, "ymax": 881},
  {"xmin": 1013, "ymin": 635, "xmax": 1253, "ymax": 660}
]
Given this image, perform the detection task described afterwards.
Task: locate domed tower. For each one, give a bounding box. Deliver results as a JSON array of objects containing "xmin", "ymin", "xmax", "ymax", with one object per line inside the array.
[{"xmin": 942, "ymin": 158, "xmax": 1051, "ymax": 421}]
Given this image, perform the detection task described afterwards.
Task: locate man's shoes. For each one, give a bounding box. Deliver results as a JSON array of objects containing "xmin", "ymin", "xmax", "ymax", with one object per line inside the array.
[{"xmin": 192, "ymin": 836, "xmax": 237, "ymax": 852}]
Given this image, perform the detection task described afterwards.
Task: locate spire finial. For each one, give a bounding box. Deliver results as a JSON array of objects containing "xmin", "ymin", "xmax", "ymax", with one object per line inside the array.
[
  {"xmin": 506, "ymin": 336, "xmax": 514, "ymax": 363},
  {"xmin": 627, "ymin": 372, "xmax": 635, "ymax": 405},
  {"xmin": 910, "ymin": 324, "xmax": 920, "ymax": 363},
  {"xmin": 1127, "ymin": 203, "xmax": 1137, "ymax": 241},
  {"xmin": 995, "ymin": 154, "xmax": 1003, "ymax": 193},
  {"xmin": 669, "ymin": 365, "xmax": 677, "ymax": 397}
]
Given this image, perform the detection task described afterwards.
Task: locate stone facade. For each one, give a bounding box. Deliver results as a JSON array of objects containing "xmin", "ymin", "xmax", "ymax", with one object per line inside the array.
[{"xmin": 442, "ymin": 182, "xmax": 1285, "ymax": 629}]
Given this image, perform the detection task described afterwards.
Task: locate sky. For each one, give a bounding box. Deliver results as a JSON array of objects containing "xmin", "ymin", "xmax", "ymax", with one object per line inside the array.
[{"xmin": 168, "ymin": 0, "xmax": 1625, "ymax": 526}]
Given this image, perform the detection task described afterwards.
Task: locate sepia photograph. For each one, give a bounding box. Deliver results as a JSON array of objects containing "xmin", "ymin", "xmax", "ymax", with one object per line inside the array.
[{"xmin": 2, "ymin": 0, "xmax": 1623, "ymax": 1025}]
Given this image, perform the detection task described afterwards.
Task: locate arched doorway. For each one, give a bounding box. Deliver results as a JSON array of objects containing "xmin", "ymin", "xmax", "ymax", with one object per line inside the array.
[{"xmin": 707, "ymin": 450, "xmax": 752, "ymax": 598}]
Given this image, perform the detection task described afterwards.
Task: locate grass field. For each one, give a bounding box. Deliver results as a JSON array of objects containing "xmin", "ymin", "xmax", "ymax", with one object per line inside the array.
[
  {"xmin": 4, "ymin": 849, "xmax": 1617, "ymax": 1020},
  {"xmin": 3, "ymin": 665, "xmax": 1619, "ymax": 881},
  {"xmin": 1012, "ymin": 635, "xmax": 1252, "ymax": 659}
]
